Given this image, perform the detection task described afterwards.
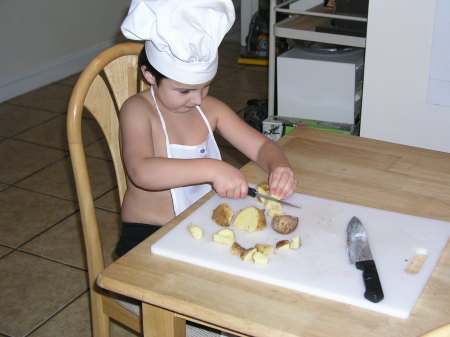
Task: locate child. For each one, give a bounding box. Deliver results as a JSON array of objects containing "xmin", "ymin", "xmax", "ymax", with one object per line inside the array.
[{"xmin": 116, "ymin": 0, "xmax": 297, "ymax": 257}]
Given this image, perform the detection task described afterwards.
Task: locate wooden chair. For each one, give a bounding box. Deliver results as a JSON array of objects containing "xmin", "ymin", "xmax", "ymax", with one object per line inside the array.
[
  {"xmin": 67, "ymin": 41, "xmax": 146, "ymax": 336},
  {"xmin": 67, "ymin": 42, "xmax": 234, "ymax": 337}
]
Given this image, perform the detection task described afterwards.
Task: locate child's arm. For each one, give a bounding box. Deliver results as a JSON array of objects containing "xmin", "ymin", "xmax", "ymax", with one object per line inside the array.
[
  {"xmin": 120, "ymin": 95, "xmax": 249, "ymax": 199},
  {"xmin": 208, "ymin": 98, "xmax": 298, "ymax": 199}
]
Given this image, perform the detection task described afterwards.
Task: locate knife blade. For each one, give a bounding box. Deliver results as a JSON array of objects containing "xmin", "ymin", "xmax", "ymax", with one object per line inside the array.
[
  {"xmin": 347, "ymin": 216, "xmax": 384, "ymax": 303},
  {"xmin": 247, "ymin": 187, "xmax": 301, "ymax": 209}
]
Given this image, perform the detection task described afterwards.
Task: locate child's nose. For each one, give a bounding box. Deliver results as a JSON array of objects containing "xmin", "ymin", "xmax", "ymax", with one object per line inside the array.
[{"xmin": 190, "ymin": 92, "xmax": 202, "ymax": 106}]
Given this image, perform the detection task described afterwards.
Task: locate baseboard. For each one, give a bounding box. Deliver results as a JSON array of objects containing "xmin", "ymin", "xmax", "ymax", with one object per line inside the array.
[{"xmin": 0, "ymin": 39, "xmax": 120, "ymax": 103}]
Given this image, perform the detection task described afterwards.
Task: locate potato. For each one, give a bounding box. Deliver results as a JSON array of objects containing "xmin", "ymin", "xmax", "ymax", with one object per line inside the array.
[
  {"xmin": 267, "ymin": 208, "xmax": 284, "ymax": 218},
  {"xmin": 255, "ymin": 244, "xmax": 274, "ymax": 255},
  {"xmin": 256, "ymin": 182, "xmax": 271, "ymax": 203},
  {"xmin": 212, "ymin": 202, "xmax": 233, "ymax": 227},
  {"xmin": 231, "ymin": 242, "xmax": 245, "ymax": 255},
  {"xmin": 271, "ymin": 215, "xmax": 299, "ymax": 234},
  {"xmin": 233, "ymin": 206, "xmax": 266, "ymax": 232},
  {"xmin": 276, "ymin": 240, "xmax": 290, "ymax": 250},
  {"xmin": 187, "ymin": 224, "xmax": 203, "ymax": 239},
  {"xmin": 253, "ymin": 251, "xmax": 269, "ymax": 264},
  {"xmin": 213, "ymin": 228, "xmax": 235, "ymax": 246},
  {"xmin": 289, "ymin": 235, "xmax": 301, "ymax": 250},
  {"xmin": 240, "ymin": 247, "xmax": 256, "ymax": 261}
]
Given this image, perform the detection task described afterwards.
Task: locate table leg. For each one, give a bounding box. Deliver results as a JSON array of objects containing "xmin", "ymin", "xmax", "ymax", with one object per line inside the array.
[{"xmin": 142, "ymin": 302, "xmax": 186, "ymax": 337}]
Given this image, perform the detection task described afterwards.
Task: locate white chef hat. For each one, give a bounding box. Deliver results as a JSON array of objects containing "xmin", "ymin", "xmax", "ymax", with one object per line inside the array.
[{"xmin": 121, "ymin": 0, "xmax": 235, "ymax": 84}]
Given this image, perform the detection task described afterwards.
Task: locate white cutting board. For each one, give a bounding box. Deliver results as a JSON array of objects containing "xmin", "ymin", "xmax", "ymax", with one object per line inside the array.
[{"xmin": 151, "ymin": 191, "xmax": 450, "ymax": 319}]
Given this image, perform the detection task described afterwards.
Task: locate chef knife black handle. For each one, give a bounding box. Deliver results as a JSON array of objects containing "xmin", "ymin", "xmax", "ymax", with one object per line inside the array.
[
  {"xmin": 247, "ymin": 187, "xmax": 256, "ymax": 197},
  {"xmin": 355, "ymin": 260, "xmax": 384, "ymax": 303}
]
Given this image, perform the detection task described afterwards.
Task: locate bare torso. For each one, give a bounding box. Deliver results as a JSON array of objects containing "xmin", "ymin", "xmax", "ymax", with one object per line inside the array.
[{"xmin": 120, "ymin": 89, "xmax": 211, "ymax": 226}]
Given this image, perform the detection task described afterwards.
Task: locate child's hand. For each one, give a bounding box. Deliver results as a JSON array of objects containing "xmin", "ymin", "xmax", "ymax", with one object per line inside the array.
[
  {"xmin": 268, "ymin": 166, "xmax": 297, "ymax": 200},
  {"xmin": 211, "ymin": 162, "xmax": 248, "ymax": 199}
]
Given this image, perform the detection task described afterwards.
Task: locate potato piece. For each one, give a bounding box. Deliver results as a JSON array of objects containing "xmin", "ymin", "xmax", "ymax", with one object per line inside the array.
[
  {"xmin": 255, "ymin": 244, "xmax": 274, "ymax": 255},
  {"xmin": 272, "ymin": 215, "xmax": 299, "ymax": 234},
  {"xmin": 289, "ymin": 235, "xmax": 301, "ymax": 250},
  {"xmin": 187, "ymin": 224, "xmax": 203, "ymax": 239},
  {"xmin": 276, "ymin": 240, "xmax": 290, "ymax": 250},
  {"xmin": 212, "ymin": 202, "xmax": 233, "ymax": 227},
  {"xmin": 213, "ymin": 228, "xmax": 235, "ymax": 246},
  {"xmin": 232, "ymin": 206, "xmax": 266, "ymax": 232},
  {"xmin": 231, "ymin": 242, "xmax": 245, "ymax": 255},
  {"xmin": 253, "ymin": 251, "xmax": 269, "ymax": 264},
  {"xmin": 240, "ymin": 247, "xmax": 256, "ymax": 261},
  {"xmin": 267, "ymin": 208, "xmax": 284, "ymax": 218},
  {"xmin": 256, "ymin": 182, "xmax": 271, "ymax": 203}
]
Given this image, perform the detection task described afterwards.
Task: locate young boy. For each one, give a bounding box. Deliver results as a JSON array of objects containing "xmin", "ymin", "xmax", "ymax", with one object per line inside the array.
[{"xmin": 116, "ymin": 0, "xmax": 297, "ymax": 256}]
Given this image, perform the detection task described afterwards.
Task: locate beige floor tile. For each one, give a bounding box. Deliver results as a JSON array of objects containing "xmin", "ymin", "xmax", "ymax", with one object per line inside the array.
[
  {"xmin": 14, "ymin": 114, "xmax": 103, "ymax": 151},
  {"xmin": 0, "ymin": 139, "xmax": 67, "ymax": 184},
  {"xmin": 18, "ymin": 156, "xmax": 116, "ymax": 201},
  {"xmin": 0, "ymin": 244, "xmax": 13, "ymax": 258},
  {"xmin": 20, "ymin": 209, "xmax": 121, "ymax": 269},
  {"xmin": 27, "ymin": 292, "xmax": 139, "ymax": 337},
  {"xmin": 0, "ymin": 250, "xmax": 88, "ymax": 337},
  {"xmin": 96, "ymin": 187, "xmax": 121, "ymax": 213},
  {"xmin": 0, "ymin": 103, "xmax": 58, "ymax": 137},
  {"xmin": 0, "ymin": 186, "xmax": 78, "ymax": 247},
  {"xmin": 7, "ymin": 83, "xmax": 74, "ymax": 114}
]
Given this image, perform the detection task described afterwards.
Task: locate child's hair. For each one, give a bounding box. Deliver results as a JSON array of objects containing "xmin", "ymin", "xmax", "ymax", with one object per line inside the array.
[{"xmin": 138, "ymin": 46, "xmax": 167, "ymax": 86}]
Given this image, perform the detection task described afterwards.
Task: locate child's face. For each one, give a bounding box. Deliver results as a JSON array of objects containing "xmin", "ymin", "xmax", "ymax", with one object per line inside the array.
[{"xmin": 149, "ymin": 73, "xmax": 212, "ymax": 113}]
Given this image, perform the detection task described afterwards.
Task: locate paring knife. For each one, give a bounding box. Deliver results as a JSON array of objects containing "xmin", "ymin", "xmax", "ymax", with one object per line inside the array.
[
  {"xmin": 347, "ymin": 216, "xmax": 384, "ymax": 303},
  {"xmin": 247, "ymin": 187, "xmax": 301, "ymax": 209}
]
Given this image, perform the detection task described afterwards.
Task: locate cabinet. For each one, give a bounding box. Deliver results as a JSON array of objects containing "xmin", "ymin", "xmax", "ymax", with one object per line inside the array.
[{"xmin": 268, "ymin": 0, "xmax": 368, "ymax": 116}]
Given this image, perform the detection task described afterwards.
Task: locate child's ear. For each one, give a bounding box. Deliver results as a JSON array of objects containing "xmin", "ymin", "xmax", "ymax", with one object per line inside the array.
[{"xmin": 141, "ymin": 66, "xmax": 156, "ymax": 85}]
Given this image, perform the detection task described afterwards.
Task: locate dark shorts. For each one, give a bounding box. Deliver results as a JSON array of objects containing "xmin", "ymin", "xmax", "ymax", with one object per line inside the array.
[{"xmin": 115, "ymin": 222, "xmax": 161, "ymax": 257}]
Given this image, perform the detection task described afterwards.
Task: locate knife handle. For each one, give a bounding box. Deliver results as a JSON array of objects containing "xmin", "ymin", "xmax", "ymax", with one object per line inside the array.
[
  {"xmin": 355, "ymin": 260, "xmax": 384, "ymax": 303},
  {"xmin": 247, "ymin": 187, "xmax": 256, "ymax": 197}
]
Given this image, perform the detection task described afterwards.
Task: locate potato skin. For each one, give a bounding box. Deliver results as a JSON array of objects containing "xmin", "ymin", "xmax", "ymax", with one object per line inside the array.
[
  {"xmin": 212, "ymin": 202, "xmax": 233, "ymax": 227},
  {"xmin": 271, "ymin": 215, "xmax": 299, "ymax": 234}
]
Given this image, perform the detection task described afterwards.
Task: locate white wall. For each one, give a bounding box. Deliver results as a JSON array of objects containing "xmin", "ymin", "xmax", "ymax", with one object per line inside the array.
[
  {"xmin": 0, "ymin": 0, "xmax": 130, "ymax": 102},
  {"xmin": 360, "ymin": 0, "xmax": 450, "ymax": 153}
]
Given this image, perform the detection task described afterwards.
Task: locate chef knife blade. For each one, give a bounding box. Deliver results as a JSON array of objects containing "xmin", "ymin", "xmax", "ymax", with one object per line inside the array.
[
  {"xmin": 347, "ymin": 216, "xmax": 384, "ymax": 303},
  {"xmin": 247, "ymin": 187, "xmax": 301, "ymax": 209}
]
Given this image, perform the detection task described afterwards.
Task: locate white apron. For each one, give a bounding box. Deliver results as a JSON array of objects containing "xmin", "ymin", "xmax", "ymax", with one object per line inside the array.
[{"xmin": 150, "ymin": 86, "xmax": 222, "ymax": 215}]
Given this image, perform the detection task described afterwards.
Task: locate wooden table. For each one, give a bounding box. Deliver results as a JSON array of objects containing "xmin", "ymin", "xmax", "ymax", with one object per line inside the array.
[{"xmin": 97, "ymin": 128, "xmax": 450, "ymax": 337}]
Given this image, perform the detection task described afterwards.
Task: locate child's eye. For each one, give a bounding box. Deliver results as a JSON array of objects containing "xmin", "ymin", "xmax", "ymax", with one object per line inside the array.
[{"xmin": 179, "ymin": 89, "xmax": 190, "ymax": 94}]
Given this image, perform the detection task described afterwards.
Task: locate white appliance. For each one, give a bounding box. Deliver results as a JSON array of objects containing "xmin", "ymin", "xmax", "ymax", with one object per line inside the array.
[{"xmin": 277, "ymin": 47, "xmax": 364, "ymax": 124}]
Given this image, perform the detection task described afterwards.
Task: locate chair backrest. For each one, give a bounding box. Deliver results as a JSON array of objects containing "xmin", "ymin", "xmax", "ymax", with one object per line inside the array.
[{"xmin": 66, "ymin": 42, "xmax": 145, "ymax": 334}]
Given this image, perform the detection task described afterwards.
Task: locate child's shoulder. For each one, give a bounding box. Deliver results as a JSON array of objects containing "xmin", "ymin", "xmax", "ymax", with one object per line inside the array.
[
  {"xmin": 121, "ymin": 90, "xmax": 153, "ymax": 115},
  {"xmin": 201, "ymin": 95, "xmax": 232, "ymax": 114}
]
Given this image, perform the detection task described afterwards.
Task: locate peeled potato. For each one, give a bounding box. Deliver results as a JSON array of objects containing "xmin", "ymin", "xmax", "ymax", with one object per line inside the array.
[
  {"xmin": 289, "ymin": 235, "xmax": 301, "ymax": 250},
  {"xmin": 272, "ymin": 215, "xmax": 299, "ymax": 234},
  {"xmin": 233, "ymin": 206, "xmax": 266, "ymax": 232},
  {"xmin": 213, "ymin": 228, "xmax": 235, "ymax": 246},
  {"xmin": 253, "ymin": 251, "xmax": 269, "ymax": 264},
  {"xmin": 187, "ymin": 224, "xmax": 203, "ymax": 239},
  {"xmin": 255, "ymin": 244, "xmax": 274, "ymax": 255}
]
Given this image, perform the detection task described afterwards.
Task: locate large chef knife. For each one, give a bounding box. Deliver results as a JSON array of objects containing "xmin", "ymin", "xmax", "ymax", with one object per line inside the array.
[
  {"xmin": 347, "ymin": 216, "xmax": 384, "ymax": 303},
  {"xmin": 247, "ymin": 187, "xmax": 301, "ymax": 209}
]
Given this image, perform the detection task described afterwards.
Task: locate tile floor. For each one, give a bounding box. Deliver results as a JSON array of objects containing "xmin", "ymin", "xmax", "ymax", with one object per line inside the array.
[{"xmin": 0, "ymin": 26, "xmax": 269, "ymax": 337}]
